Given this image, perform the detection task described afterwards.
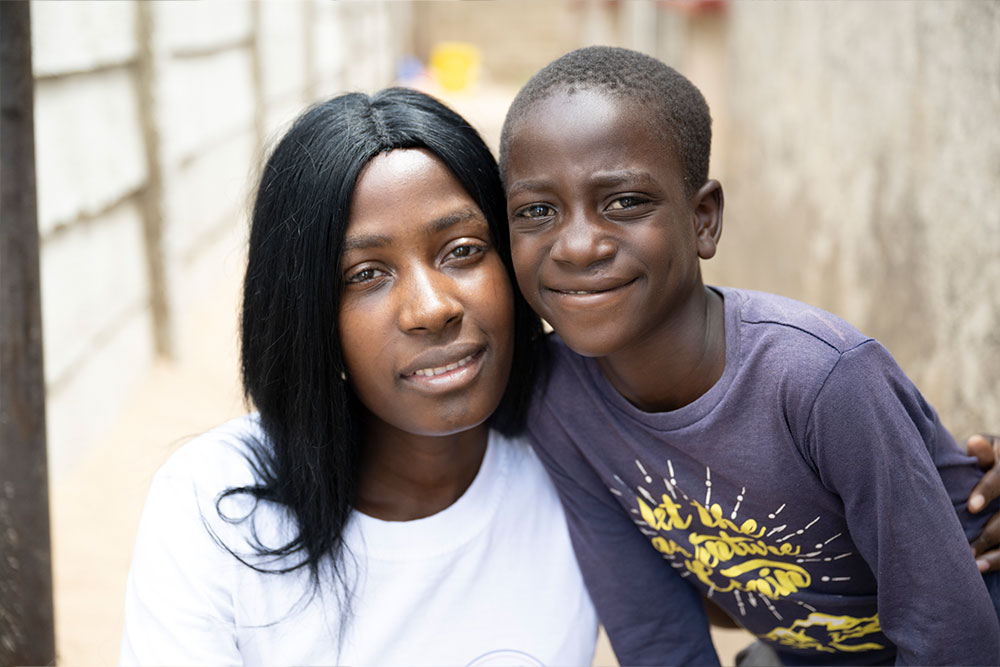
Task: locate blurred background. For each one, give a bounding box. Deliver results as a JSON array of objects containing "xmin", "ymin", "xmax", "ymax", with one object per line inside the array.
[{"xmin": 2, "ymin": 0, "xmax": 998, "ymax": 664}]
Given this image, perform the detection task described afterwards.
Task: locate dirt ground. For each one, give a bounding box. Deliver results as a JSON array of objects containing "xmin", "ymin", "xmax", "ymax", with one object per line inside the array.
[{"xmin": 48, "ymin": 82, "xmax": 754, "ymax": 666}]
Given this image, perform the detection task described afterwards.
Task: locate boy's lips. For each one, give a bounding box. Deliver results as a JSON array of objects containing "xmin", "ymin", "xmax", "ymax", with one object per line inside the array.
[{"xmin": 544, "ymin": 277, "xmax": 638, "ymax": 307}]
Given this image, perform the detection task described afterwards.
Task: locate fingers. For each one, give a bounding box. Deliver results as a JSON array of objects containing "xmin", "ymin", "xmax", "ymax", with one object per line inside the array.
[
  {"xmin": 971, "ymin": 512, "xmax": 1000, "ymax": 573},
  {"xmin": 967, "ymin": 434, "xmax": 1000, "ymax": 513},
  {"xmin": 975, "ymin": 549, "xmax": 1000, "ymax": 574},
  {"xmin": 967, "ymin": 434, "xmax": 999, "ymax": 469},
  {"xmin": 967, "ymin": 434, "xmax": 1000, "ymax": 573}
]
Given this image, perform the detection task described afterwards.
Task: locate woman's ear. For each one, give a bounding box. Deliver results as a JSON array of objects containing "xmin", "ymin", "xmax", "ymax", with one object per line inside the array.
[{"xmin": 691, "ymin": 179, "xmax": 724, "ymax": 260}]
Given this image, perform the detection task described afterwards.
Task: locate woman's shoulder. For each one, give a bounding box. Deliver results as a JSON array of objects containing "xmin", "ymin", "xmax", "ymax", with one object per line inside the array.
[
  {"xmin": 489, "ymin": 430, "xmax": 560, "ymax": 504},
  {"xmin": 142, "ymin": 414, "xmax": 279, "ymax": 546},
  {"xmin": 489, "ymin": 429, "xmax": 535, "ymax": 467},
  {"xmin": 135, "ymin": 413, "xmax": 293, "ymax": 569},
  {"xmin": 123, "ymin": 414, "xmax": 277, "ymax": 664},
  {"xmin": 154, "ymin": 413, "xmax": 267, "ymax": 490}
]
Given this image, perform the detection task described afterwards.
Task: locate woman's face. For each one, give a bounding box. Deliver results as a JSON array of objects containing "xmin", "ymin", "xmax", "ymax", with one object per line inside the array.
[{"xmin": 338, "ymin": 148, "xmax": 515, "ymax": 438}]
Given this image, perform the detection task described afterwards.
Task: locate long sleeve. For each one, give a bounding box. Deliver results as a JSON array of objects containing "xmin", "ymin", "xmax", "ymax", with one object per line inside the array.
[
  {"xmin": 120, "ymin": 459, "xmax": 243, "ymax": 666},
  {"xmin": 528, "ymin": 408, "xmax": 720, "ymax": 666},
  {"xmin": 806, "ymin": 340, "xmax": 999, "ymax": 665}
]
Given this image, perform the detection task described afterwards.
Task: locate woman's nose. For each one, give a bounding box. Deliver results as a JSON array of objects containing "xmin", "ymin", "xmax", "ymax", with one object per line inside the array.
[
  {"xmin": 549, "ymin": 210, "xmax": 615, "ymax": 268},
  {"xmin": 397, "ymin": 267, "xmax": 463, "ymax": 333}
]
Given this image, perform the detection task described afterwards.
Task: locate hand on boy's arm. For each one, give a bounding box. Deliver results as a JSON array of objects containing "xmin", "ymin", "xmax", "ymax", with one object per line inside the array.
[{"xmin": 966, "ymin": 433, "xmax": 1000, "ymax": 572}]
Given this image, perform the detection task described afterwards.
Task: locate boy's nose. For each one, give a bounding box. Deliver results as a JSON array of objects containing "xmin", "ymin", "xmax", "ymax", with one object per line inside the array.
[
  {"xmin": 550, "ymin": 210, "xmax": 615, "ymax": 268},
  {"xmin": 398, "ymin": 268, "xmax": 463, "ymax": 333}
]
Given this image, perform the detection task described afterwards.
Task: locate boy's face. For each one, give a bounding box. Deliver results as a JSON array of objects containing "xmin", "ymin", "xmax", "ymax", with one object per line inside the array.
[{"xmin": 504, "ymin": 88, "xmax": 716, "ymax": 360}]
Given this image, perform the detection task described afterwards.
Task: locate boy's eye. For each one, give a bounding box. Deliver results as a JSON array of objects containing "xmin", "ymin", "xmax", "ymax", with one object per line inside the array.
[
  {"xmin": 516, "ymin": 204, "xmax": 556, "ymax": 219},
  {"xmin": 606, "ymin": 196, "xmax": 647, "ymax": 211},
  {"xmin": 448, "ymin": 243, "xmax": 486, "ymax": 260}
]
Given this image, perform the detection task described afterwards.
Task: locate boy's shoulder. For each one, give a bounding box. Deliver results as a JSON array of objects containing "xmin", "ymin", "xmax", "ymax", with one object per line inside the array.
[
  {"xmin": 723, "ymin": 287, "xmax": 872, "ymax": 355},
  {"xmin": 540, "ymin": 287, "xmax": 875, "ymax": 381}
]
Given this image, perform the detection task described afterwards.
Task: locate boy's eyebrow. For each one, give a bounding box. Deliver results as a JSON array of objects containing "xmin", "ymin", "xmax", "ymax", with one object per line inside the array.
[
  {"xmin": 591, "ymin": 170, "xmax": 656, "ymax": 187},
  {"xmin": 506, "ymin": 170, "xmax": 656, "ymax": 197},
  {"xmin": 342, "ymin": 207, "xmax": 484, "ymax": 252},
  {"xmin": 505, "ymin": 179, "xmax": 549, "ymax": 197}
]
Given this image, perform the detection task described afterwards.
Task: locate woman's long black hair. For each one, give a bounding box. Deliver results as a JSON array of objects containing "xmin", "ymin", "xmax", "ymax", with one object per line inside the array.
[{"xmin": 220, "ymin": 88, "xmax": 544, "ymax": 610}]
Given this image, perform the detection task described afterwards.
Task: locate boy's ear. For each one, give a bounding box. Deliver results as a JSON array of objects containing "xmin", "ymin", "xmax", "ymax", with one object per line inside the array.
[{"xmin": 691, "ymin": 179, "xmax": 723, "ymax": 260}]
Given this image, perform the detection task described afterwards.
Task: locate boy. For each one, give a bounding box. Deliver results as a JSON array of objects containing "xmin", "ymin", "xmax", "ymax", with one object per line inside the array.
[{"xmin": 499, "ymin": 46, "xmax": 1000, "ymax": 665}]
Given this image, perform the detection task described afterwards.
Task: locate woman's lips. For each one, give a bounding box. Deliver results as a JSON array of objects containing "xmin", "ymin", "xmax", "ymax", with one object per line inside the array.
[
  {"xmin": 402, "ymin": 349, "xmax": 486, "ymax": 394},
  {"xmin": 410, "ymin": 352, "xmax": 477, "ymax": 377}
]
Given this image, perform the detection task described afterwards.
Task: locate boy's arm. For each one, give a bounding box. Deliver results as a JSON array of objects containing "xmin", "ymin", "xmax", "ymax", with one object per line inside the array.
[
  {"xmin": 527, "ymin": 413, "xmax": 720, "ymax": 666},
  {"xmin": 806, "ymin": 341, "xmax": 999, "ymax": 665},
  {"xmin": 966, "ymin": 434, "xmax": 1000, "ymax": 571}
]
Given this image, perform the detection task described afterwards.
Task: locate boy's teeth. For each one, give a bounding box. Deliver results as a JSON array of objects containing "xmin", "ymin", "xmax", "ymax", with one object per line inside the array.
[{"xmin": 413, "ymin": 353, "xmax": 474, "ymax": 377}]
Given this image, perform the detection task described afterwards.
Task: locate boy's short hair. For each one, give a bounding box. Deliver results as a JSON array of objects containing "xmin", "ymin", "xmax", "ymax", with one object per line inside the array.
[{"xmin": 500, "ymin": 45, "xmax": 712, "ymax": 196}]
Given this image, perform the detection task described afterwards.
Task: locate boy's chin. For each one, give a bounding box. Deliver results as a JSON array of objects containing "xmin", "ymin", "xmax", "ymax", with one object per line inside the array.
[{"xmin": 553, "ymin": 327, "xmax": 628, "ymax": 360}]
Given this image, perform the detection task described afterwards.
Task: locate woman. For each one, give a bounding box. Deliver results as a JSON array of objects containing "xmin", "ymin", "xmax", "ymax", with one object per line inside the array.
[{"xmin": 120, "ymin": 88, "xmax": 597, "ymax": 665}]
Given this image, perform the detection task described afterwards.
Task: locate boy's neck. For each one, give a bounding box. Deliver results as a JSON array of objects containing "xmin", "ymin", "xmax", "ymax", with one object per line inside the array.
[{"xmin": 595, "ymin": 285, "xmax": 726, "ymax": 413}]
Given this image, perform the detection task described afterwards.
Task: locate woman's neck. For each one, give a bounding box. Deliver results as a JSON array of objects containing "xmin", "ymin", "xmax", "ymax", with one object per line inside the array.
[{"xmin": 354, "ymin": 422, "xmax": 489, "ymax": 521}]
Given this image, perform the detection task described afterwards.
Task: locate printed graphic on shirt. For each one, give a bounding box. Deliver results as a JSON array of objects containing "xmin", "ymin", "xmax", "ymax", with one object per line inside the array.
[
  {"xmin": 610, "ymin": 458, "xmax": 885, "ymax": 654},
  {"xmin": 466, "ymin": 649, "xmax": 544, "ymax": 666},
  {"xmin": 763, "ymin": 613, "xmax": 884, "ymax": 654}
]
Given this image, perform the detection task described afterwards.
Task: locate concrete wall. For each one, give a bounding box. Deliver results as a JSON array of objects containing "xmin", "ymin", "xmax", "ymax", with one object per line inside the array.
[
  {"xmin": 35, "ymin": 0, "xmax": 996, "ymax": 472},
  {"xmin": 408, "ymin": 0, "xmax": 703, "ymax": 87},
  {"xmin": 32, "ymin": 1, "xmax": 411, "ymax": 477},
  {"xmin": 411, "ymin": 1, "xmax": 589, "ymax": 85},
  {"xmin": 644, "ymin": 1, "xmax": 1000, "ymax": 437},
  {"xmin": 415, "ymin": 0, "xmax": 998, "ymax": 437}
]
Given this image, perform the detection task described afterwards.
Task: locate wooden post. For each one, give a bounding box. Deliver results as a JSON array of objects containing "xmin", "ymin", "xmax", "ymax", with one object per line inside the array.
[
  {"xmin": 250, "ymin": 0, "xmax": 268, "ymax": 163},
  {"xmin": 134, "ymin": 0, "xmax": 173, "ymax": 359},
  {"xmin": 0, "ymin": 1, "xmax": 58, "ymax": 664}
]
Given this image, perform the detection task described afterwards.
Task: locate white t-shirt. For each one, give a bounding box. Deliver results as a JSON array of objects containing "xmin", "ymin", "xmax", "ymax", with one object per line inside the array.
[{"xmin": 121, "ymin": 415, "xmax": 597, "ymax": 666}]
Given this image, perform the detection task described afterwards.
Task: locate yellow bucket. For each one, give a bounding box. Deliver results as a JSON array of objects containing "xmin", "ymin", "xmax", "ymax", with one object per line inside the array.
[{"xmin": 429, "ymin": 42, "xmax": 482, "ymax": 92}]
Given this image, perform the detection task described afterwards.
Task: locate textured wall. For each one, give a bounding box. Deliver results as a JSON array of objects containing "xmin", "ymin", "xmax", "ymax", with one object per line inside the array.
[
  {"xmin": 412, "ymin": 1, "xmax": 588, "ymax": 84},
  {"xmin": 32, "ymin": 1, "xmax": 156, "ymax": 476},
  {"xmin": 413, "ymin": 0, "xmax": 1000, "ymax": 437},
  {"xmin": 32, "ymin": 1, "xmax": 410, "ymax": 476},
  {"xmin": 689, "ymin": 1, "xmax": 1000, "ymax": 438}
]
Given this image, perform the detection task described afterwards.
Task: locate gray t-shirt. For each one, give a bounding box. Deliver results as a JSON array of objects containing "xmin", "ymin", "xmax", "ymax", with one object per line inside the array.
[{"xmin": 528, "ymin": 286, "xmax": 999, "ymax": 665}]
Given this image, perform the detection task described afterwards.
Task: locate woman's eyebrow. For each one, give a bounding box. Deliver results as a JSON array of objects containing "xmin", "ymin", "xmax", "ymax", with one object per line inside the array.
[
  {"xmin": 342, "ymin": 208, "xmax": 485, "ymax": 252},
  {"xmin": 342, "ymin": 233, "xmax": 391, "ymax": 252},
  {"xmin": 428, "ymin": 207, "xmax": 483, "ymax": 235}
]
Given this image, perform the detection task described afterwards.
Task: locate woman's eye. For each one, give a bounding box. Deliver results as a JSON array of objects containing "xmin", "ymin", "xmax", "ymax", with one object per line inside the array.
[
  {"xmin": 517, "ymin": 204, "xmax": 555, "ymax": 219},
  {"xmin": 345, "ymin": 267, "xmax": 385, "ymax": 284},
  {"xmin": 606, "ymin": 196, "xmax": 647, "ymax": 211}
]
